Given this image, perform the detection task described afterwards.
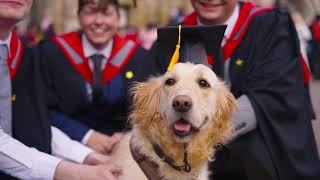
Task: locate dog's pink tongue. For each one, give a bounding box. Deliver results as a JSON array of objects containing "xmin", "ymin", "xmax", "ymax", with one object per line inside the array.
[{"xmin": 174, "ymin": 123, "xmax": 191, "ymax": 132}]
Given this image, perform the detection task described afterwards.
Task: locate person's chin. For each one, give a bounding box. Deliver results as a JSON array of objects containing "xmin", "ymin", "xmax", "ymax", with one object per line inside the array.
[
  {"xmin": 199, "ymin": 12, "xmax": 222, "ymax": 23},
  {"xmin": 0, "ymin": 12, "xmax": 25, "ymax": 23},
  {"xmin": 196, "ymin": 1, "xmax": 225, "ymax": 12},
  {"xmin": 0, "ymin": 8, "xmax": 26, "ymax": 17},
  {"xmin": 196, "ymin": 6, "xmax": 223, "ymax": 19}
]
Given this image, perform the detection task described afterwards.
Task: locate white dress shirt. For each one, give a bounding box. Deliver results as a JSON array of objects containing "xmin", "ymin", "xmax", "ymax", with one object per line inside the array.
[
  {"xmin": 81, "ymin": 34, "xmax": 114, "ymax": 144},
  {"xmin": 0, "ymin": 127, "xmax": 92, "ymax": 180},
  {"xmin": 221, "ymin": 3, "xmax": 239, "ymax": 46},
  {"xmin": 0, "ymin": 32, "xmax": 12, "ymax": 135},
  {"xmin": 0, "ymin": 32, "xmax": 11, "ymax": 54},
  {"xmin": 0, "ymin": 33, "xmax": 92, "ymax": 180},
  {"xmin": 82, "ymin": 33, "xmax": 113, "ymax": 71}
]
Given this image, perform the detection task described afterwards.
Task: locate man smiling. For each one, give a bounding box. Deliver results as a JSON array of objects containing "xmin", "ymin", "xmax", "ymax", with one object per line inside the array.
[{"xmin": 39, "ymin": 0, "xmax": 145, "ymax": 155}]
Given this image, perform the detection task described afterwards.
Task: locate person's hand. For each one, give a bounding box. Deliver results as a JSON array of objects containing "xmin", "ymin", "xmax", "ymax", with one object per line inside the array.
[
  {"xmin": 86, "ymin": 131, "xmax": 123, "ymax": 154},
  {"xmin": 83, "ymin": 152, "xmax": 112, "ymax": 165},
  {"xmin": 80, "ymin": 164, "xmax": 122, "ymax": 180},
  {"xmin": 54, "ymin": 160, "xmax": 122, "ymax": 180},
  {"xmin": 130, "ymin": 136, "xmax": 162, "ymax": 180}
]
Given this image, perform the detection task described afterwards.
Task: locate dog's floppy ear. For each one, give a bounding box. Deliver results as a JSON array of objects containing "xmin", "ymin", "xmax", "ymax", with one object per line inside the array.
[
  {"xmin": 129, "ymin": 76, "xmax": 163, "ymax": 128},
  {"xmin": 210, "ymin": 80, "xmax": 237, "ymax": 142}
]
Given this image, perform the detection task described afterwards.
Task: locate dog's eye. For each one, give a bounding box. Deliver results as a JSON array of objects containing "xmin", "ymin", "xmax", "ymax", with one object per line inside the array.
[
  {"xmin": 198, "ymin": 79, "xmax": 210, "ymax": 88},
  {"xmin": 165, "ymin": 78, "xmax": 176, "ymax": 86}
]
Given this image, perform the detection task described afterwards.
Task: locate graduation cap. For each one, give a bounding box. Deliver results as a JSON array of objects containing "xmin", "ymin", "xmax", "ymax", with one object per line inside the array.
[{"xmin": 157, "ymin": 25, "xmax": 226, "ymax": 71}]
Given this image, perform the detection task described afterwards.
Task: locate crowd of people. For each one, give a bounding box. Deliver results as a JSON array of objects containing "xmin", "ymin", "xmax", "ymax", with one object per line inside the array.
[{"xmin": 0, "ymin": 0, "xmax": 319, "ymax": 180}]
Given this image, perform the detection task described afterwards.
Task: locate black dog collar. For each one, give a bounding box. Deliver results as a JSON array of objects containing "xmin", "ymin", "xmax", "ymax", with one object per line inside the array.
[{"xmin": 153, "ymin": 143, "xmax": 191, "ymax": 173}]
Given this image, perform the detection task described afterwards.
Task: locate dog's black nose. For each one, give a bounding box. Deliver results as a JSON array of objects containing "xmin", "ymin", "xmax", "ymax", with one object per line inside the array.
[{"xmin": 172, "ymin": 95, "xmax": 192, "ymax": 112}]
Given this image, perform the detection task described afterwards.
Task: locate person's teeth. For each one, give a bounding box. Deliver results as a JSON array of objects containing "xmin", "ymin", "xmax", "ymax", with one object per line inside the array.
[{"xmin": 93, "ymin": 29, "xmax": 104, "ymax": 33}]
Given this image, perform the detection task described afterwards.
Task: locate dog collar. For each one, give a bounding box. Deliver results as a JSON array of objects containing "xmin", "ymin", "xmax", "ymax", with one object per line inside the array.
[{"xmin": 153, "ymin": 143, "xmax": 191, "ymax": 173}]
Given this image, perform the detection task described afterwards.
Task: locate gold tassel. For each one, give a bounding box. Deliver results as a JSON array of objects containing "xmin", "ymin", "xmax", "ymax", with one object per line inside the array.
[{"xmin": 167, "ymin": 25, "xmax": 182, "ymax": 71}]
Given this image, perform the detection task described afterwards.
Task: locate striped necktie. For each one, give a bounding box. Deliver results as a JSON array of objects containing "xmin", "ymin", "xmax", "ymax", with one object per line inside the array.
[{"xmin": 0, "ymin": 44, "xmax": 12, "ymax": 135}]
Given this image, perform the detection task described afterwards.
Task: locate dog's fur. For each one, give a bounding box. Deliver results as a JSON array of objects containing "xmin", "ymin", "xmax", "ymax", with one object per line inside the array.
[{"xmin": 110, "ymin": 63, "xmax": 237, "ymax": 180}]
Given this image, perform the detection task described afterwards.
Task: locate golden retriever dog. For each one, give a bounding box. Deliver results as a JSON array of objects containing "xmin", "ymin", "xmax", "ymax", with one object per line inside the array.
[{"xmin": 110, "ymin": 63, "xmax": 237, "ymax": 180}]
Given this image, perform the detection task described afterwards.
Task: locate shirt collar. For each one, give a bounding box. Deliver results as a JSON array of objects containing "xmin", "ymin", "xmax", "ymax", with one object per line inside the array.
[
  {"xmin": 82, "ymin": 34, "xmax": 113, "ymax": 59},
  {"xmin": 223, "ymin": 3, "xmax": 240, "ymax": 40},
  {"xmin": 0, "ymin": 32, "xmax": 12, "ymax": 56}
]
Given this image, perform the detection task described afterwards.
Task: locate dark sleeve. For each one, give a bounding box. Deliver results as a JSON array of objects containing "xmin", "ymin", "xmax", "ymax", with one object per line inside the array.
[
  {"xmin": 51, "ymin": 111, "xmax": 90, "ymax": 142},
  {"xmin": 36, "ymin": 42, "xmax": 91, "ymax": 141},
  {"xmin": 134, "ymin": 43, "xmax": 167, "ymax": 82},
  {"xmin": 36, "ymin": 42, "xmax": 61, "ymax": 108},
  {"xmin": 129, "ymin": 46, "xmax": 153, "ymax": 82},
  {"xmin": 245, "ymin": 11, "xmax": 303, "ymax": 123},
  {"xmin": 243, "ymin": 11, "xmax": 320, "ymax": 179}
]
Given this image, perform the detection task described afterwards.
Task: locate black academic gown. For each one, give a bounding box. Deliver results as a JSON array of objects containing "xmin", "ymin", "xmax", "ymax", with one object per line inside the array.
[
  {"xmin": 0, "ymin": 33, "xmax": 51, "ymax": 180},
  {"xmin": 208, "ymin": 10, "xmax": 320, "ymax": 180},
  {"xmin": 38, "ymin": 32, "xmax": 147, "ymax": 138},
  {"xmin": 309, "ymin": 20, "xmax": 320, "ymax": 79},
  {"xmin": 142, "ymin": 2, "xmax": 320, "ymax": 180}
]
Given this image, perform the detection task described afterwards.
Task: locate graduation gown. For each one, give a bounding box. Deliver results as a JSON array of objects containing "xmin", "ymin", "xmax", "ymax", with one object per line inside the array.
[
  {"xmin": 39, "ymin": 32, "xmax": 146, "ymax": 140},
  {"xmin": 143, "ymin": 2, "xmax": 320, "ymax": 180},
  {"xmin": 0, "ymin": 33, "xmax": 51, "ymax": 179},
  {"xmin": 309, "ymin": 19, "xmax": 320, "ymax": 79}
]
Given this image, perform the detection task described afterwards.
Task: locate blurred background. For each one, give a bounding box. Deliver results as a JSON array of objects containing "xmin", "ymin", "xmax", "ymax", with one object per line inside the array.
[
  {"xmin": 16, "ymin": 0, "xmax": 320, "ymax": 153},
  {"xmin": 21, "ymin": 0, "xmax": 320, "ymax": 33}
]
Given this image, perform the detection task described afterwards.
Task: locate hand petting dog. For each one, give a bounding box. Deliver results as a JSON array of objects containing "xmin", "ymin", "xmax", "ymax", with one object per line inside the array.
[{"xmin": 86, "ymin": 131, "xmax": 123, "ymax": 155}]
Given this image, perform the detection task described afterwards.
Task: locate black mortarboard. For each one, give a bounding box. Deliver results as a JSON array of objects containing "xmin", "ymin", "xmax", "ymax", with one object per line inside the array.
[{"xmin": 157, "ymin": 25, "xmax": 226, "ymax": 71}]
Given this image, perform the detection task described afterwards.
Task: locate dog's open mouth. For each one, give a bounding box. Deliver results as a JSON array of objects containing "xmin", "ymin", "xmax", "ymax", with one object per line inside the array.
[{"xmin": 173, "ymin": 119, "xmax": 198, "ymax": 138}]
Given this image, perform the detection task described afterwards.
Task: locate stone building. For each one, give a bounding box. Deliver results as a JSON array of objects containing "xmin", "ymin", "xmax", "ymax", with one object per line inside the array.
[
  {"xmin": 30, "ymin": 0, "xmax": 78, "ymax": 33},
  {"xmin": 30, "ymin": 0, "xmax": 192, "ymax": 34},
  {"xmin": 29, "ymin": 0, "xmax": 320, "ymax": 34},
  {"xmin": 120, "ymin": 0, "xmax": 192, "ymax": 28}
]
